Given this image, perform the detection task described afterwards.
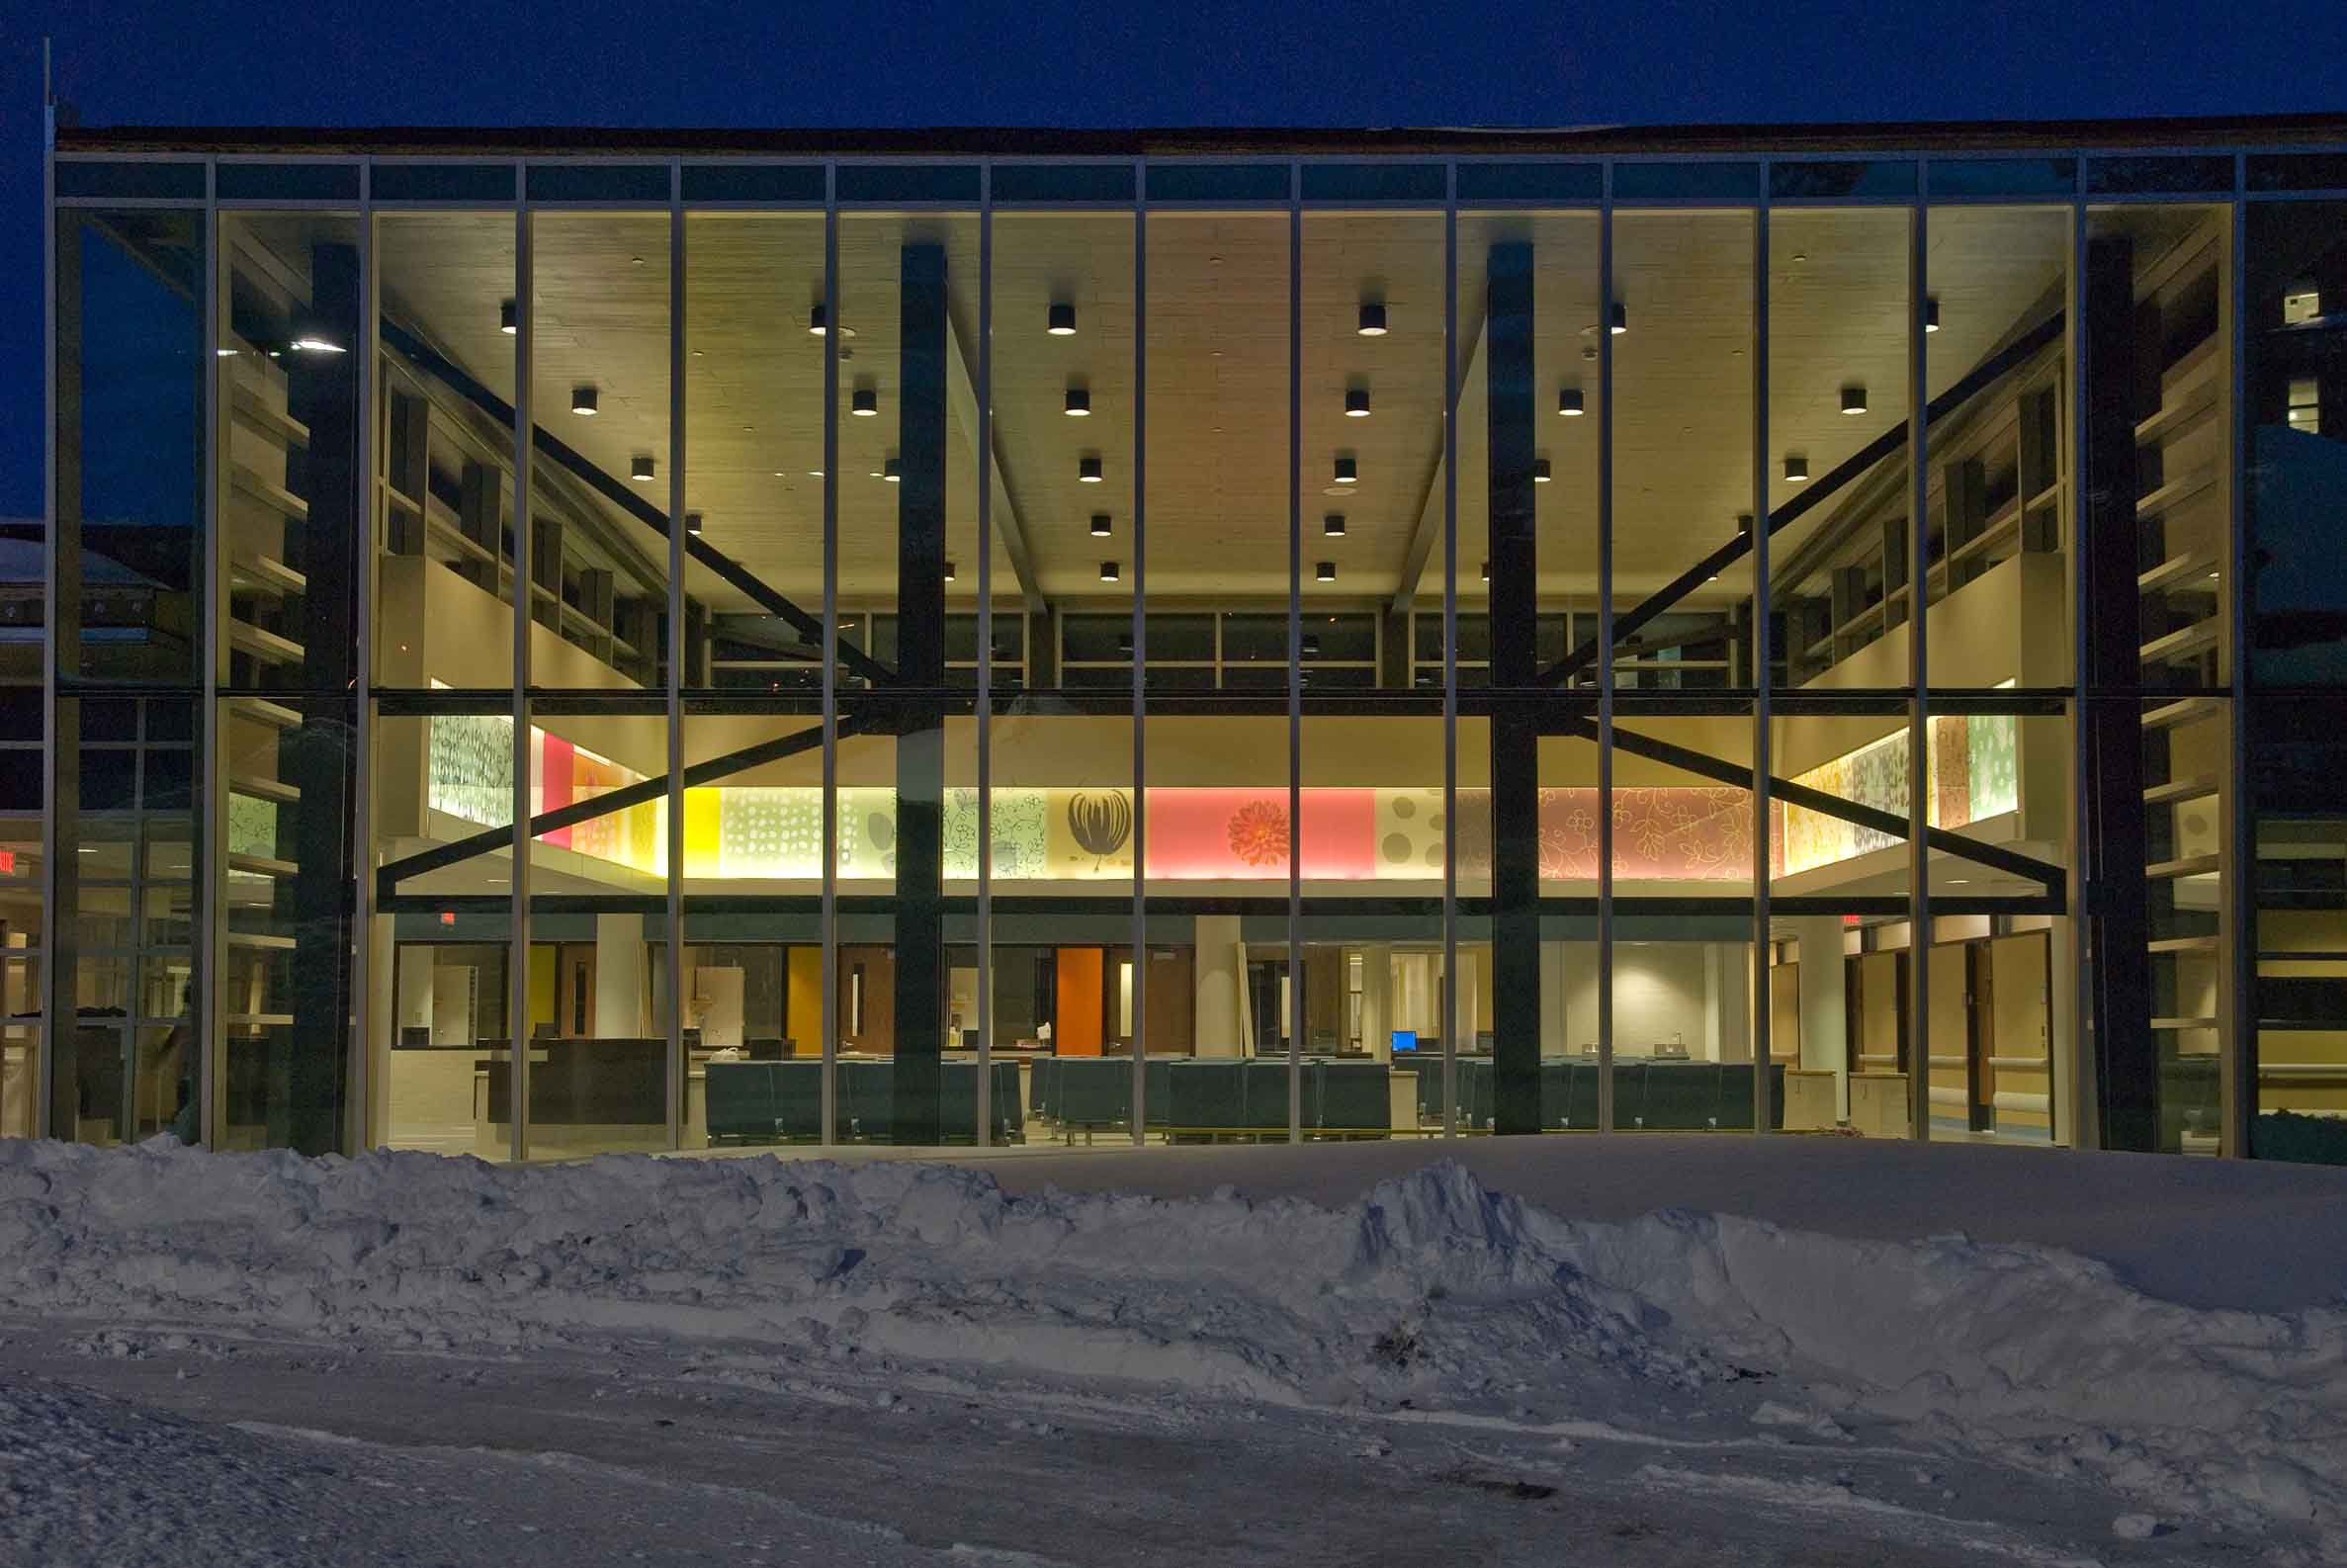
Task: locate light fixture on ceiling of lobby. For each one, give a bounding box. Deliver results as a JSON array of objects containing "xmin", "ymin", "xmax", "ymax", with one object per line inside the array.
[
  {"xmin": 289, "ymin": 333, "xmax": 344, "ymax": 354},
  {"xmin": 808, "ymin": 303, "xmax": 855, "ymax": 338},
  {"xmin": 500, "ymin": 299, "xmax": 517, "ymax": 334},
  {"xmin": 1609, "ymin": 303, "xmax": 1628, "ymax": 334},
  {"xmin": 1558, "ymin": 386, "xmax": 1585, "ymax": 416},
  {"xmin": 1065, "ymin": 386, "xmax": 1091, "ymax": 416},
  {"xmin": 685, "ymin": 512, "xmax": 704, "ymax": 536},
  {"xmin": 1303, "ymin": 634, "xmax": 1321, "ymax": 656},
  {"xmin": 1736, "ymin": 512, "xmax": 1755, "ymax": 534},
  {"xmin": 1841, "ymin": 384, "xmax": 1869, "ymax": 415},
  {"xmin": 1049, "ymin": 302, "xmax": 1078, "ymax": 335},
  {"xmin": 1357, "ymin": 301, "xmax": 1387, "ymax": 336},
  {"xmin": 1534, "ymin": 458, "xmax": 1552, "ymax": 483},
  {"xmin": 1333, "ymin": 456, "xmax": 1357, "ymax": 484},
  {"xmin": 944, "ymin": 561, "xmax": 957, "ymax": 581},
  {"xmin": 571, "ymin": 385, "xmax": 598, "ymax": 416},
  {"xmin": 1324, "ymin": 513, "xmax": 1347, "ymax": 537},
  {"xmin": 1925, "ymin": 296, "xmax": 1941, "ymax": 333},
  {"xmin": 632, "ymin": 455, "xmax": 656, "ymax": 482},
  {"xmin": 1100, "ymin": 560, "xmax": 1120, "ymax": 581},
  {"xmin": 851, "ymin": 386, "xmax": 878, "ymax": 417},
  {"xmin": 1345, "ymin": 388, "xmax": 1371, "ymax": 417},
  {"xmin": 1080, "ymin": 456, "xmax": 1104, "ymax": 483},
  {"xmin": 1783, "ymin": 454, "xmax": 1809, "ymax": 483},
  {"xmin": 1316, "ymin": 561, "xmax": 1337, "ymax": 582},
  {"xmin": 1090, "ymin": 513, "xmax": 1113, "ymax": 537},
  {"xmin": 883, "ymin": 457, "xmax": 902, "ymax": 482}
]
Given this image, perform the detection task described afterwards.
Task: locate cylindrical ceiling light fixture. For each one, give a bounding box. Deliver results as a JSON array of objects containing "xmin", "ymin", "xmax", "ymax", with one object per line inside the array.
[
  {"xmin": 1315, "ymin": 561, "xmax": 1337, "ymax": 582},
  {"xmin": 882, "ymin": 457, "xmax": 902, "ymax": 482},
  {"xmin": 1064, "ymin": 385, "xmax": 1091, "ymax": 417},
  {"xmin": 1344, "ymin": 388, "xmax": 1371, "ymax": 418},
  {"xmin": 1533, "ymin": 458, "xmax": 1553, "ymax": 483},
  {"xmin": 1079, "ymin": 456, "xmax": 1103, "ymax": 483},
  {"xmin": 1090, "ymin": 513, "xmax": 1113, "ymax": 537},
  {"xmin": 944, "ymin": 561, "xmax": 957, "ymax": 582},
  {"xmin": 631, "ymin": 455, "xmax": 655, "ymax": 482},
  {"xmin": 684, "ymin": 511, "xmax": 704, "ymax": 535},
  {"xmin": 1099, "ymin": 560, "xmax": 1120, "ymax": 582},
  {"xmin": 1608, "ymin": 302, "xmax": 1628, "ymax": 334},
  {"xmin": 571, "ymin": 384, "xmax": 599, "ymax": 416},
  {"xmin": 500, "ymin": 299, "xmax": 518, "ymax": 335},
  {"xmin": 1924, "ymin": 296, "xmax": 1941, "ymax": 333},
  {"xmin": 1783, "ymin": 454, "xmax": 1809, "ymax": 483},
  {"xmin": 1323, "ymin": 513, "xmax": 1347, "ymax": 537},
  {"xmin": 850, "ymin": 386, "xmax": 878, "ymax": 417},
  {"xmin": 1356, "ymin": 301, "xmax": 1388, "ymax": 336},
  {"xmin": 1557, "ymin": 386, "xmax": 1585, "ymax": 416},
  {"xmin": 807, "ymin": 303, "xmax": 853, "ymax": 337},
  {"xmin": 1048, "ymin": 302, "xmax": 1077, "ymax": 335},
  {"xmin": 1480, "ymin": 561, "xmax": 1491, "ymax": 581},
  {"xmin": 1333, "ymin": 456, "xmax": 1357, "ymax": 484},
  {"xmin": 1841, "ymin": 384, "xmax": 1869, "ymax": 415}
]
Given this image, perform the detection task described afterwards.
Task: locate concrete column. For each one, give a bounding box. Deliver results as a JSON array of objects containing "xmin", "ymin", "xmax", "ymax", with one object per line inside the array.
[
  {"xmin": 1795, "ymin": 915, "xmax": 1849, "ymax": 1119},
  {"xmin": 1192, "ymin": 915, "xmax": 1245, "ymax": 1056},
  {"xmin": 594, "ymin": 914, "xmax": 648, "ymax": 1038},
  {"xmin": 1360, "ymin": 944, "xmax": 1393, "ymax": 1061}
]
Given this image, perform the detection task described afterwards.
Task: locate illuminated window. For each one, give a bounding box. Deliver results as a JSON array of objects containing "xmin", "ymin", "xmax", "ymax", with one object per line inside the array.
[
  {"xmin": 2289, "ymin": 377, "xmax": 2321, "ymax": 435},
  {"xmin": 2283, "ymin": 282, "xmax": 2322, "ymax": 325}
]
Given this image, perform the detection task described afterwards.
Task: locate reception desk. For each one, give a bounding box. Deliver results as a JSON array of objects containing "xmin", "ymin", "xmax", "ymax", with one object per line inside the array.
[{"xmin": 476, "ymin": 1038, "xmax": 667, "ymax": 1158}]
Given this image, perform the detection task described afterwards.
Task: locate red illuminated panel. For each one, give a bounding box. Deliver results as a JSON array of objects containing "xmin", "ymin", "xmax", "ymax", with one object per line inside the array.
[{"xmin": 538, "ymin": 734, "xmax": 574, "ymax": 848}]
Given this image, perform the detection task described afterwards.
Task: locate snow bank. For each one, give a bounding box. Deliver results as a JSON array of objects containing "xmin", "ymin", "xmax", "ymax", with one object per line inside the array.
[{"xmin": 3, "ymin": 1138, "xmax": 2343, "ymax": 1535}]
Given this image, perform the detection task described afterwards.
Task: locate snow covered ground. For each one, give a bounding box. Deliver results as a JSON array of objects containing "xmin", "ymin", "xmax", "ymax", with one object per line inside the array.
[{"xmin": 3, "ymin": 1135, "xmax": 2344, "ymax": 1566}]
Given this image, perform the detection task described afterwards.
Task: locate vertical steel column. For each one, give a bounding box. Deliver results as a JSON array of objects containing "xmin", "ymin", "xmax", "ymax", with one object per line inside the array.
[
  {"xmin": 820, "ymin": 172, "xmax": 839, "ymax": 1148},
  {"xmin": 2068, "ymin": 195, "xmax": 2096, "ymax": 1150},
  {"xmin": 1130, "ymin": 164, "xmax": 1148, "ymax": 1146},
  {"xmin": 507, "ymin": 182, "xmax": 532, "ymax": 1164},
  {"xmin": 35, "ymin": 32, "xmax": 56, "ymax": 1140},
  {"xmin": 975, "ymin": 167, "xmax": 994, "ymax": 1148},
  {"xmin": 199, "ymin": 164, "xmax": 222, "ymax": 1148},
  {"xmin": 1597, "ymin": 174, "xmax": 1617, "ymax": 1134},
  {"xmin": 2224, "ymin": 162, "xmax": 2253, "ymax": 1159},
  {"xmin": 1486, "ymin": 238, "xmax": 1539, "ymax": 1134},
  {"xmin": 1287, "ymin": 166, "xmax": 1303, "ymax": 1144},
  {"xmin": 1751, "ymin": 187, "xmax": 1774, "ymax": 1133},
  {"xmin": 664, "ymin": 167, "xmax": 686, "ymax": 1152},
  {"xmin": 1907, "ymin": 196, "xmax": 1932, "ymax": 1144},
  {"xmin": 1440, "ymin": 167, "xmax": 1459, "ymax": 1139}
]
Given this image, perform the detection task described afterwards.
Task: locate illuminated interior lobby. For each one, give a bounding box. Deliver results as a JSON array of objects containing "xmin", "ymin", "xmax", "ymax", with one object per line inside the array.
[{"xmin": 23, "ymin": 119, "xmax": 2347, "ymax": 1162}]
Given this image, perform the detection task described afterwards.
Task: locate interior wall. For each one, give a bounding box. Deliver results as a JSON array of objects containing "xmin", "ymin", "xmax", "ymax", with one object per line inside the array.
[{"xmin": 1054, "ymin": 947, "xmax": 1103, "ymax": 1055}]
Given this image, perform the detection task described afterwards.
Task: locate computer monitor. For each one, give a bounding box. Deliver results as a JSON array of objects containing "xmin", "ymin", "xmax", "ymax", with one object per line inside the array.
[{"xmin": 1390, "ymin": 1029, "xmax": 1419, "ymax": 1054}]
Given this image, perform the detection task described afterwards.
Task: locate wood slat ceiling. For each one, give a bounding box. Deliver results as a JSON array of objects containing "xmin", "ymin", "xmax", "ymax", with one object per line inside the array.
[{"xmin": 372, "ymin": 206, "xmax": 2067, "ymax": 614}]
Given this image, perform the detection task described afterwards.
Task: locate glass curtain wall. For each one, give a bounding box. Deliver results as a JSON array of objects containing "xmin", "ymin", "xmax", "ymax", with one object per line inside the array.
[{"xmin": 57, "ymin": 148, "xmax": 2329, "ymax": 1158}]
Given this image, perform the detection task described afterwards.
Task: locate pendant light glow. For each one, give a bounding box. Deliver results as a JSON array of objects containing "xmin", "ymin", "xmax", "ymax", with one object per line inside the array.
[
  {"xmin": 1079, "ymin": 456, "xmax": 1104, "ymax": 483},
  {"xmin": 851, "ymin": 387, "xmax": 878, "ymax": 417},
  {"xmin": 1533, "ymin": 458, "xmax": 1552, "ymax": 483},
  {"xmin": 1841, "ymin": 385, "xmax": 1869, "ymax": 415},
  {"xmin": 1557, "ymin": 386, "xmax": 1585, "ymax": 416},
  {"xmin": 500, "ymin": 299, "xmax": 518, "ymax": 334},
  {"xmin": 1323, "ymin": 513, "xmax": 1347, "ymax": 537},
  {"xmin": 1608, "ymin": 302, "xmax": 1628, "ymax": 334},
  {"xmin": 1315, "ymin": 561, "xmax": 1337, "ymax": 582},
  {"xmin": 1344, "ymin": 388, "xmax": 1371, "ymax": 418},
  {"xmin": 571, "ymin": 385, "xmax": 598, "ymax": 416},
  {"xmin": 1064, "ymin": 386, "xmax": 1091, "ymax": 416},
  {"xmin": 1090, "ymin": 513, "xmax": 1112, "ymax": 537},
  {"xmin": 1356, "ymin": 301, "xmax": 1387, "ymax": 336},
  {"xmin": 1048, "ymin": 302, "xmax": 1077, "ymax": 335},
  {"xmin": 1099, "ymin": 560, "xmax": 1120, "ymax": 582},
  {"xmin": 1782, "ymin": 455, "xmax": 1809, "ymax": 483},
  {"xmin": 631, "ymin": 455, "xmax": 655, "ymax": 482},
  {"xmin": 1333, "ymin": 456, "xmax": 1357, "ymax": 484}
]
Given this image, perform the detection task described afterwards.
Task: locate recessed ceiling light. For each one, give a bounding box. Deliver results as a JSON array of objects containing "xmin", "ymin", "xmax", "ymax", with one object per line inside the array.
[
  {"xmin": 1090, "ymin": 513, "xmax": 1112, "ymax": 537},
  {"xmin": 1065, "ymin": 386, "xmax": 1091, "ymax": 416},
  {"xmin": 500, "ymin": 299, "xmax": 517, "ymax": 334},
  {"xmin": 631, "ymin": 455, "xmax": 655, "ymax": 482},
  {"xmin": 1100, "ymin": 560, "xmax": 1120, "ymax": 581},
  {"xmin": 1841, "ymin": 385, "xmax": 1869, "ymax": 415},
  {"xmin": 571, "ymin": 385, "xmax": 598, "ymax": 416},
  {"xmin": 1608, "ymin": 303, "xmax": 1628, "ymax": 335},
  {"xmin": 1344, "ymin": 388, "xmax": 1371, "ymax": 418},
  {"xmin": 1783, "ymin": 455, "xmax": 1809, "ymax": 483},
  {"xmin": 1924, "ymin": 296, "xmax": 1941, "ymax": 333},
  {"xmin": 1533, "ymin": 458, "xmax": 1553, "ymax": 483},
  {"xmin": 1315, "ymin": 561, "xmax": 1337, "ymax": 582},
  {"xmin": 1357, "ymin": 301, "xmax": 1387, "ymax": 336},
  {"xmin": 1079, "ymin": 456, "xmax": 1103, "ymax": 483},
  {"xmin": 1333, "ymin": 456, "xmax": 1357, "ymax": 484},
  {"xmin": 1048, "ymin": 302, "xmax": 1077, "ymax": 335},
  {"xmin": 851, "ymin": 387, "xmax": 878, "ymax": 417},
  {"xmin": 1557, "ymin": 387, "xmax": 1585, "ymax": 416},
  {"xmin": 1324, "ymin": 513, "xmax": 1347, "ymax": 537}
]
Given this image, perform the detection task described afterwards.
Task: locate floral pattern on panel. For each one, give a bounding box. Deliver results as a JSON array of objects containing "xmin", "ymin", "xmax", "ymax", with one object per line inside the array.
[
  {"xmin": 227, "ymin": 796, "xmax": 277, "ymax": 860},
  {"xmin": 1225, "ymin": 798, "xmax": 1289, "ymax": 867}
]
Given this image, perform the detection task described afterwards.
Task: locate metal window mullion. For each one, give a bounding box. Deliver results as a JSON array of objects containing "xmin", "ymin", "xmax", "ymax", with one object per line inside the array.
[
  {"xmin": 664, "ymin": 167, "xmax": 685, "ymax": 1152},
  {"xmin": 1597, "ymin": 169, "xmax": 1616, "ymax": 1134},
  {"xmin": 1287, "ymin": 168, "xmax": 1303, "ymax": 1144},
  {"xmin": 2225, "ymin": 167, "xmax": 2253, "ymax": 1158},
  {"xmin": 1751, "ymin": 186, "xmax": 1774, "ymax": 1135},
  {"xmin": 1440, "ymin": 166, "xmax": 1458, "ymax": 1139},
  {"xmin": 508, "ymin": 195, "xmax": 532, "ymax": 1165},
  {"xmin": 1130, "ymin": 164, "xmax": 1147, "ymax": 1147},
  {"xmin": 37, "ymin": 90, "xmax": 56, "ymax": 1139},
  {"xmin": 1908, "ymin": 196, "xmax": 1931, "ymax": 1144},
  {"xmin": 975, "ymin": 166, "xmax": 993, "ymax": 1148},
  {"xmin": 2068, "ymin": 195, "xmax": 2095, "ymax": 1150},
  {"xmin": 199, "ymin": 167, "xmax": 223, "ymax": 1148},
  {"xmin": 350, "ymin": 159, "xmax": 376, "ymax": 1152},
  {"xmin": 821, "ymin": 172, "xmax": 838, "ymax": 1148}
]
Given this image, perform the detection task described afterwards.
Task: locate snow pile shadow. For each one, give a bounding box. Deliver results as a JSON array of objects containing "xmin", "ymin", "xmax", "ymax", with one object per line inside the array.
[{"xmin": 2, "ymin": 1139, "xmax": 2341, "ymax": 1532}]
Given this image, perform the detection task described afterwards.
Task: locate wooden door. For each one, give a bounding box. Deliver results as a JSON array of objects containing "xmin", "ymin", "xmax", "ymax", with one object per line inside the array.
[{"xmin": 1926, "ymin": 942, "xmax": 1973, "ymax": 1133}]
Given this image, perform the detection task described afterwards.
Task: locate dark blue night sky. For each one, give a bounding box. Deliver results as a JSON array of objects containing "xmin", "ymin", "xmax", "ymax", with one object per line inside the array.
[{"xmin": 5, "ymin": 0, "xmax": 2345, "ymax": 521}]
